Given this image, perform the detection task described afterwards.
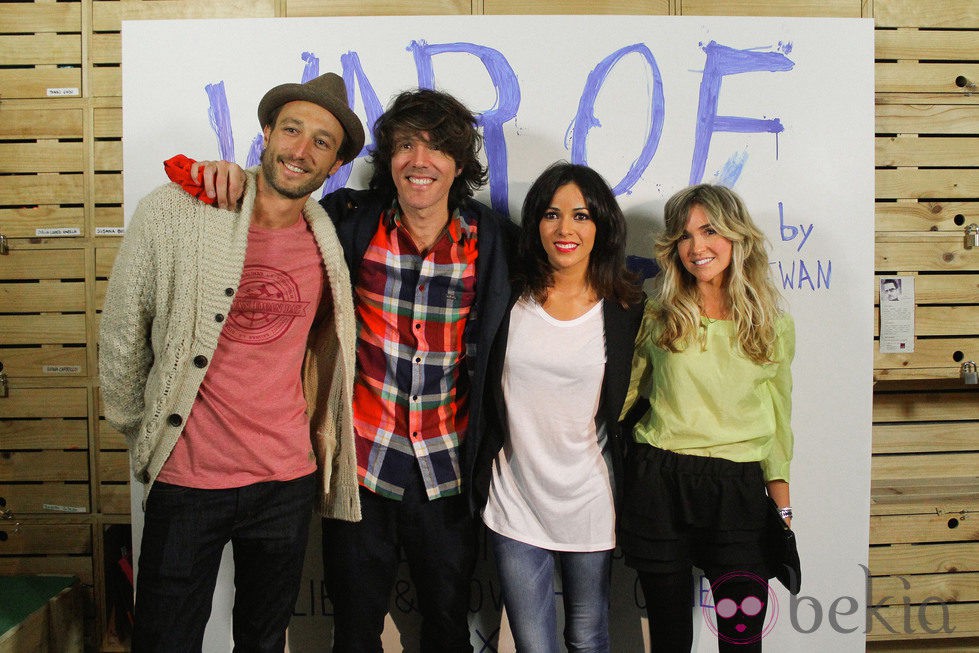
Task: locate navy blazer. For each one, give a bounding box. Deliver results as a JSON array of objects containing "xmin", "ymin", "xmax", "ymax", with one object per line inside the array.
[
  {"xmin": 471, "ymin": 290, "xmax": 646, "ymax": 516},
  {"xmin": 320, "ymin": 188, "xmax": 519, "ymax": 506}
]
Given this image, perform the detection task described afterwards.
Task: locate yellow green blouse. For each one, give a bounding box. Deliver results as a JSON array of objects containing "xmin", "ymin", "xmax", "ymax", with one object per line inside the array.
[{"xmin": 623, "ymin": 302, "xmax": 795, "ymax": 482}]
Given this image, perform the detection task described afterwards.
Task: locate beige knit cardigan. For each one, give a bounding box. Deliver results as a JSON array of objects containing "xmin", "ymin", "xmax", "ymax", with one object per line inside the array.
[{"xmin": 99, "ymin": 169, "xmax": 360, "ymax": 521}]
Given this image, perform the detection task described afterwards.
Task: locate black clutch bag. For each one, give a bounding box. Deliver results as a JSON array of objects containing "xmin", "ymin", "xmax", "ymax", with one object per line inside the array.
[{"xmin": 766, "ymin": 498, "xmax": 801, "ymax": 594}]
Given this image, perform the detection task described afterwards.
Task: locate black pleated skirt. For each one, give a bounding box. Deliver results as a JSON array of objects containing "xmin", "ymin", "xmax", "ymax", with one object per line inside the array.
[{"xmin": 619, "ymin": 443, "xmax": 771, "ymax": 578}]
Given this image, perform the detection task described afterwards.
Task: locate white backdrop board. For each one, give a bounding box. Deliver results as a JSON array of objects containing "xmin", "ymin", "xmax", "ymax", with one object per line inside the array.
[{"xmin": 122, "ymin": 15, "xmax": 875, "ymax": 652}]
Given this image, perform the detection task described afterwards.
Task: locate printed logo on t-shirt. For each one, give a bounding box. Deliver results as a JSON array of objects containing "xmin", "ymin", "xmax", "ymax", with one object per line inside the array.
[{"xmin": 224, "ymin": 264, "xmax": 310, "ymax": 344}]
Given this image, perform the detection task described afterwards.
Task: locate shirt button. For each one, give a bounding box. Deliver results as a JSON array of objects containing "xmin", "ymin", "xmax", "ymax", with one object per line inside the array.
[
  {"xmin": 412, "ymin": 432, "xmax": 419, "ymax": 439},
  {"xmin": 215, "ymin": 314, "xmax": 224, "ymax": 323},
  {"xmin": 415, "ymin": 357, "xmax": 421, "ymax": 363},
  {"xmin": 167, "ymin": 414, "xmax": 183, "ymax": 427},
  {"xmin": 413, "ymin": 323, "xmax": 420, "ymax": 330},
  {"xmin": 193, "ymin": 355, "xmax": 208, "ymax": 368},
  {"xmin": 225, "ymin": 287, "xmax": 235, "ymax": 296},
  {"xmin": 412, "ymin": 395, "xmax": 418, "ymax": 401}
]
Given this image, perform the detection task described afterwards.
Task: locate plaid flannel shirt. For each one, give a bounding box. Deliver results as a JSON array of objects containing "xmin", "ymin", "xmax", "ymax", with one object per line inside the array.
[{"xmin": 352, "ymin": 207, "xmax": 479, "ymax": 500}]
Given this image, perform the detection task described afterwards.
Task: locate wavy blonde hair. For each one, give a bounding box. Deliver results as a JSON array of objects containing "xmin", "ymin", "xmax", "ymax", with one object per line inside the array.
[{"xmin": 652, "ymin": 184, "xmax": 783, "ymax": 364}]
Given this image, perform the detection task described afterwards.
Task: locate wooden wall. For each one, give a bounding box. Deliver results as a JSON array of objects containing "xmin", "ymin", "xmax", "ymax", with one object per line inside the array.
[
  {"xmin": 0, "ymin": 1, "xmax": 975, "ymax": 651},
  {"xmin": 870, "ymin": 1, "xmax": 979, "ymax": 650}
]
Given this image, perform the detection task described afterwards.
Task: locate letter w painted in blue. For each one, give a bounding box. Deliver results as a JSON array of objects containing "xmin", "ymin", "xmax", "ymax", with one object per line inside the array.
[
  {"xmin": 690, "ymin": 41, "xmax": 794, "ymax": 185},
  {"xmin": 324, "ymin": 51, "xmax": 385, "ymax": 194},
  {"xmin": 204, "ymin": 52, "xmax": 382, "ymax": 196},
  {"xmin": 204, "ymin": 52, "xmax": 323, "ymax": 166},
  {"xmin": 410, "ymin": 40, "xmax": 519, "ymax": 215}
]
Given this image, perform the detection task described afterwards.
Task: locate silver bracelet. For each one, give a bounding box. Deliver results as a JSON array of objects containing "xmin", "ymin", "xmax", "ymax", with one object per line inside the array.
[{"xmin": 778, "ymin": 506, "xmax": 793, "ymax": 520}]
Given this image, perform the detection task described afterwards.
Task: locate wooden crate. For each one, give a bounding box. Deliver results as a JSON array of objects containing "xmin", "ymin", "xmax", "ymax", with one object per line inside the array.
[
  {"xmin": 0, "ymin": 524, "xmax": 91, "ymax": 556},
  {"xmin": 96, "ymin": 447, "xmax": 130, "ymax": 516},
  {"xmin": 0, "ymin": 105, "xmax": 88, "ymax": 239},
  {"xmin": 874, "ymin": 269, "xmax": 979, "ymax": 380},
  {"xmin": 869, "ymin": 381, "xmax": 979, "ymax": 643},
  {"xmin": 0, "ymin": 2, "xmax": 82, "ymax": 101},
  {"xmin": 874, "ymin": 90, "xmax": 979, "ymax": 380},
  {"xmin": 875, "ymin": 0, "xmax": 979, "ymax": 29},
  {"xmin": 678, "ymin": 0, "xmax": 859, "ymax": 16},
  {"xmin": 0, "ymin": 577, "xmax": 84, "ymax": 653},
  {"xmin": 87, "ymin": 0, "xmax": 276, "ymax": 97},
  {"xmin": 0, "ymin": 388, "xmax": 91, "ymax": 516},
  {"xmin": 0, "ymin": 249, "xmax": 88, "ymax": 379},
  {"xmin": 875, "ymin": 1, "xmax": 979, "ymax": 97},
  {"xmin": 286, "ymin": 0, "xmax": 469, "ymax": 16},
  {"xmin": 484, "ymin": 0, "xmax": 667, "ymax": 15},
  {"xmin": 96, "ymin": 393, "xmax": 130, "ymax": 515}
]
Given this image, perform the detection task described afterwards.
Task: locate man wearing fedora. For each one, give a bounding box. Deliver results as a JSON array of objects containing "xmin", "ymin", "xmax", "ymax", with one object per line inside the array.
[
  {"xmin": 99, "ymin": 72, "xmax": 364, "ymax": 652},
  {"xmin": 178, "ymin": 87, "xmax": 517, "ymax": 652}
]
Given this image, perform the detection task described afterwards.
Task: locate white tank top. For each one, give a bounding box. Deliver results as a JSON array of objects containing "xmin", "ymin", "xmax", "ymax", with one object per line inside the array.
[{"xmin": 482, "ymin": 297, "xmax": 614, "ymax": 551}]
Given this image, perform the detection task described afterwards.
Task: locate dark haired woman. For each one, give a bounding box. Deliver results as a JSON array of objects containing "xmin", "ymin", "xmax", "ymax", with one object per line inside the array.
[
  {"xmin": 620, "ymin": 183, "xmax": 795, "ymax": 652},
  {"xmin": 473, "ymin": 162, "xmax": 644, "ymax": 652}
]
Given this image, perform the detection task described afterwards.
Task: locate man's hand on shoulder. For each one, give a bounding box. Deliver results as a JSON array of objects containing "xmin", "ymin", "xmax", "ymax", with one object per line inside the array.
[{"xmin": 190, "ymin": 159, "xmax": 247, "ymax": 210}]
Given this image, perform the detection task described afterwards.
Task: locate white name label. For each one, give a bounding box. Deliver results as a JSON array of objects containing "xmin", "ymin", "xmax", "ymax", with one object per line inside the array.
[
  {"xmin": 43, "ymin": 504, "xmax": 87, "ymax": 513},
  {"xmin": 43, "ymin": 365, "xmax": 81, "ymax": 375},
  {"xmin": 46, "ymin": 87, "xmax": 80, "ymax": 97},
  {"xmin": 35, "ymin": 227, "xmax": 80, "ymax": 237},
  {"xmin": 96, "ymin": 227, "xmax": 126, "ymax": 235}
]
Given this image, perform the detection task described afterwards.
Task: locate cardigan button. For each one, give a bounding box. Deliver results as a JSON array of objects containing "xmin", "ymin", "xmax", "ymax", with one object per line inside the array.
[
  {"xmin": 193, "ymin": 355, "xmax": 208, "ymax": 368},
  {"xmin": 215, "ymin": 314, "xmax": 224, "ymax": 323},
  {"xmin": 167, "ymin": 414, "xmax": 183, "ymax": 427},
  {"xmin": 225, "ymin": 287, "xmax": 235, "ymax": 296}
]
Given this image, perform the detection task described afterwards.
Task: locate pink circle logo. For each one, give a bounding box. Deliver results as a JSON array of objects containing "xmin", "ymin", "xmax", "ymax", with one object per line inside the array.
[
  {"xmin": 224, "ymin": 265, "xmax": 309, "ymax": 344},
  {"xmin": 702, "ymin": 571, "xmax": 779, "ymax": 646}
]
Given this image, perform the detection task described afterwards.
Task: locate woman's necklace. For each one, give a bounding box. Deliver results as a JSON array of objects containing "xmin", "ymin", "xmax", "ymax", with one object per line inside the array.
[
  {"xmin": 699, "ymin": 305, "xmax": 729, "ymax": 351},
  {"xmin": 701, "ymin": 306, "xmax": 729, "ymax": 322}
]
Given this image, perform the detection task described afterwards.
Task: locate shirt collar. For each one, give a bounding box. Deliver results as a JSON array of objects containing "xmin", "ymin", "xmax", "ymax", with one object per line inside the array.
[{"xmin": 383, "ymin": 201, "xmax": 477, "ymax": 244}]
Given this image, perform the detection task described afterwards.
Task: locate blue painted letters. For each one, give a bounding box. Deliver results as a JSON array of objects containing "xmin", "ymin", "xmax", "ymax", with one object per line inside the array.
[
  {"xmin": 410, "ymin": 40, "xmax": 520, "ymax": 214},
  {"xmin": 572, "ymin": 44, "xmax": 665, "ymax": 196},
  {"xmin": 689, "ymin": 41, "xmax": 794, "ymax": 184}
]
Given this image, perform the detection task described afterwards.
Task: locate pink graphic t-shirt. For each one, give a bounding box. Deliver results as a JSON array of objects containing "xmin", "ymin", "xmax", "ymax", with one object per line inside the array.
[{"xmin": 157, "ymin": 217, "xmax": 325, "ymax": 488}]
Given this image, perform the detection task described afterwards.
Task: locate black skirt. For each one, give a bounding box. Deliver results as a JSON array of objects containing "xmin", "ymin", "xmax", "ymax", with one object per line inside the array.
[{"xmin": 619, "ymin": 443, "xmax": 770, "ymax": 578}]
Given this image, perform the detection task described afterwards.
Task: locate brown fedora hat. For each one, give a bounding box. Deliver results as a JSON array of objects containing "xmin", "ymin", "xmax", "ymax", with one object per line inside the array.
[{"xmin": 257, "ymin": 72, "xmax": 365, "ymax": 164}]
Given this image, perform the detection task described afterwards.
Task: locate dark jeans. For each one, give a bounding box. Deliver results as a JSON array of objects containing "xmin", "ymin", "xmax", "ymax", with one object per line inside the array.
[
  {"xmin": 322, "ymin": 470, "xmax": 476, "ymax": 653},
  {"xmin": 132, "ymin": 473, "xmax": 316, "ymax": 653}
]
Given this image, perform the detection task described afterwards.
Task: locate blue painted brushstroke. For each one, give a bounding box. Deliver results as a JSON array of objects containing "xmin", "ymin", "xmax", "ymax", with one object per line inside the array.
[
  {"xmin": 571, "ymin": 44, "xmax": 665, "ymax": 197},
  {"xmin": 715, "ymin": 149, "xmax": 748, "ymax": 186},
  {"xmin": 323, "ymin": 50, "xmax": 385, "ymax": 194},
  {"xmin": 689, "ymin": 41, "xmax": 794, "ymax": 184},
  {"xmin": 409, "ymin": 39, "xmax": 520, "ymax": 215},
  {"xmin": 205, "ymin": 81, "xmax": 235, "ymax": 162}
]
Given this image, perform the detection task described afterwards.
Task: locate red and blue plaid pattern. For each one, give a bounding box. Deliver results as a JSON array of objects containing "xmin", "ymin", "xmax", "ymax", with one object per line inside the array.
[{"xmin": 352, "ymin": 208, "xmax": 479, "ymax": 500}]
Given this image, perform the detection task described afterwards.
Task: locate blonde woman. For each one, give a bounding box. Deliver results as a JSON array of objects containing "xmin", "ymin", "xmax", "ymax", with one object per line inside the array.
[{"xmin": 620, "ymin": 184, "xmax": 794, "ymax": 652}]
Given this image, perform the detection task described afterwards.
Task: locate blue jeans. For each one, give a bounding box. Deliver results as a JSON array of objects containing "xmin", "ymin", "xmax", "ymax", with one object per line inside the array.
[
  {"xmin": 132, "ymin": 474, "xmax": 316, "ymax": 653},
  {"xmin": 489, "ymin": 529, "xmax": 612, "ymax": 653},
  {"xmin": 321, "ymin": 470, "xmax": 476, "ymax": 653}
]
